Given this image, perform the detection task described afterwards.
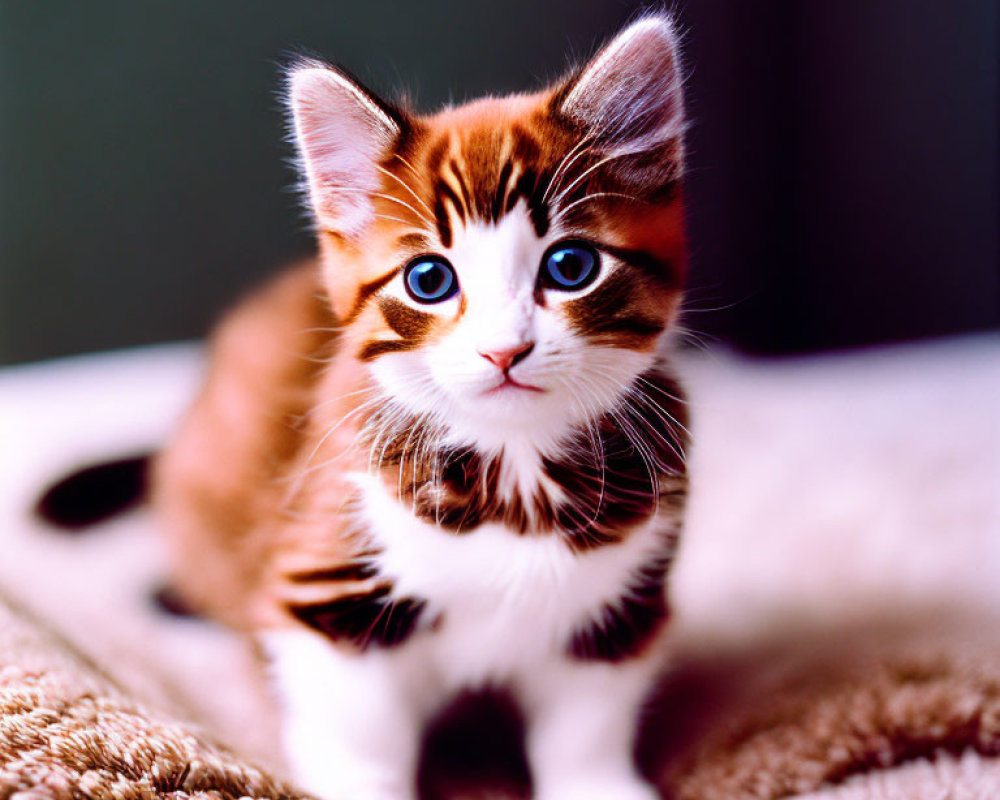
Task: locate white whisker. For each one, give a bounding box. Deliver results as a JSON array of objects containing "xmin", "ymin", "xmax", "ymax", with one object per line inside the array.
[
  {"xmin": 373, "ymin": 213, "xmax": 424, "ymax": 227},
  {"xmin": 324, "ymin": 183, "xmax": 433, "ymax": 226},
  {"xmin": 542, "ymin": 135, "xmax": 595, "ymax": 204},
  {"xmin": 376, "ymin": 165, "xmax": 434, "ymax": 217},
  {"xmin": 551, "ymin": 150, "xmax": 631, "ymax": 208},
  {"xmin": 393, "ymin": 152, "xmax": 422, "ymax": 181}
]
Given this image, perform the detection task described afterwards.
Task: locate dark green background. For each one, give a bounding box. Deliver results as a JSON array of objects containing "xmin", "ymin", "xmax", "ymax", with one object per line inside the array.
[{"xmin": 2, "ymin": 1, "xmax": 997, "ymax": 365}]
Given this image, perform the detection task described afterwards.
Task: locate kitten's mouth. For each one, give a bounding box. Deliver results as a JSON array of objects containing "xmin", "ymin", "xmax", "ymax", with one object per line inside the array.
[{"xmin": 484, "ymin": 376, "xmax": 545, "ymax": 395}]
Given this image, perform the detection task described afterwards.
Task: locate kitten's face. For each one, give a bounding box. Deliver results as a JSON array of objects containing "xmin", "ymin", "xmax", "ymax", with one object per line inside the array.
[
  {"xmin": 374, "ymin": 212, "xmax": 655, "ymax": 449},
  {"xmin": 290, "ymin": 17, "xmax": 686, "ymax": 452}
]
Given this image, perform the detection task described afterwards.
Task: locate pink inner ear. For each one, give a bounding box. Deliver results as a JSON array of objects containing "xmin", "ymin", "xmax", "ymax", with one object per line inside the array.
[
  {"xmin": 289, "ymin": 66, "xmax": 400, "ymax": 234},
  {"xmin": 560, "ymin": 16, "xmax": 684, "ymax": 155}
]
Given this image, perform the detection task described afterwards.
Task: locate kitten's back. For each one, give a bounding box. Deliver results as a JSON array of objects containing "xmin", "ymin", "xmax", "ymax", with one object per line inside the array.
[{"xmin": 153, "ymin": 261, "xmax": 333, "ymax": 628}]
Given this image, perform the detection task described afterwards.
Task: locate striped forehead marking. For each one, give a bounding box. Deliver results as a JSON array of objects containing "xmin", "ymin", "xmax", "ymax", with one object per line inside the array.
[{"xmin": 424, "ymin": 125, "xmax": 553, "ymax": 248}]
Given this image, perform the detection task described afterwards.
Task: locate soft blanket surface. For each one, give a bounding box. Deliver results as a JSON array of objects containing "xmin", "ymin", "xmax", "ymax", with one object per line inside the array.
[
  {"xmin": 0, "ymin": 335, "xmax": 998, "ymax": 798},
  {"xmin": 0, "ymin": 590, "xmax": 307, "ymax": 799}
]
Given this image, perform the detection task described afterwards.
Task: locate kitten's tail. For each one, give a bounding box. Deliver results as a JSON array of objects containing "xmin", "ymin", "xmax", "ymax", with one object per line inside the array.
[
  {"xmin": 34, "ymin": 453, "xmax": 204, "ymax": 620},
  {"xmin": 35, "ymin": 454, "xmax": 152, "ymax": 530}
]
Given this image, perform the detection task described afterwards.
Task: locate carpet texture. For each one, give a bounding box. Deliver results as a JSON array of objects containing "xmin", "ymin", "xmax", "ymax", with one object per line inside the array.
[
  {"xmin": 647, "ymin": 621, "xmax": 1000, "ymax": 799},
  {"xmin": 0, "ymin": 590, "xmax": 307, "ymax": 799}
]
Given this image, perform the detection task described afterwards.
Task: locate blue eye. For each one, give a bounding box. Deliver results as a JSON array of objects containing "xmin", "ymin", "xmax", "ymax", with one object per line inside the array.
[
  {"xmin": 541, "ymin": 242, "xmax": 599, "ymax": 290},
  {"xmin": 404, "ymin": 256, "xmax": 458, "ymax": 303}
]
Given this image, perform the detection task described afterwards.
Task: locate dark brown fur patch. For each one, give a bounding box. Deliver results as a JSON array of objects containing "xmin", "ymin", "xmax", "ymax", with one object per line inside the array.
[
  {"xmin": 462, "ymin": 127, "xmax": 506, "ymax": 221},
  {"xmin": 544, "ymin": 370, "xmax": 688, "ymax": 551},
  {"xmin": 504, "ymin": 126, "xmax": 550, "ymax": 235},
  {"xmin": 347, "ymin": 270, "xmax": 399, "ymax": 323},
  {"xmin": 449, "ymin": 159, "xmax": 474, "ymax": 218},
  {"xmin": 286, "ymin": 563, "xmax": 378, "ymax": 583},
  {"xmin": 433, "ymin": 194, "xmax": 454, "ymax": 249},
  {"xmin": 436, "ymin": 178, "xmax": 467, "ymax": 227},
  {"xmin": 359, "ymin": 339, "xmax": 415, "ymax": 362},
  {"xmin": 492, "ymin": 159, "xmax": 514, "ymax": 221},
  {"xmin": 288, "ymin": 585, "xmax": 427, "ymax": 650},
  {"xmin": 378, "ymin": 297, "xmax": 432, "ymax": 340},
  {"xmin": 564, "ymin": 269, "xmax": 666, "ymax": 350},
  {"xmin": 358, "ymin": 297, "xmax": 434, "ymax": 362},
  {"xmin": 567, "ymin": 553, "xmax": 671, "ymax": 661},
  {"xmin": 406, "ymin": 446, "xmax": 556, "ymax": 534},
  {"xmin": 600, "ymin": 243, "xmax": 680, "ymax": 289}
]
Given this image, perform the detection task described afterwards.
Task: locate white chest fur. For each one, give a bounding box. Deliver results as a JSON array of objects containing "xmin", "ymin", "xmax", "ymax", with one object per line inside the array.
[
  {"xmin": 264, "ymin": 473, "xmax": 675, "ymax": 800},
  {"xmin": 353, "ymin": 473, "xmax": 671, "ymax": 684}
]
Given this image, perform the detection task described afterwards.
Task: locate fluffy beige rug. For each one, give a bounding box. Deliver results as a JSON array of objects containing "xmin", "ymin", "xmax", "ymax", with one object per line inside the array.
[
  {"xmin": 0, "ymin": 589, "xmax": 306, "ymax": 799},
  {"xmin": 0, "ymin": 334, "xmax": 998, "ymax": 798}
]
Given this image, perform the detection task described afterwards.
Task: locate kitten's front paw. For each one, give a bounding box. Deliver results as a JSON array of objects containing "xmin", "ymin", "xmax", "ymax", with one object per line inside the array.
[{"xmin": 536, "ymin": 774, "xmax": 660, "ymax": 800}]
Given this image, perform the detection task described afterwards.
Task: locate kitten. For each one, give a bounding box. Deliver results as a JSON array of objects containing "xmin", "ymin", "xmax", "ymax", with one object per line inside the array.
[{"xmin": 155, "ymin": 14, "xmax": 688, "ymax": 800}]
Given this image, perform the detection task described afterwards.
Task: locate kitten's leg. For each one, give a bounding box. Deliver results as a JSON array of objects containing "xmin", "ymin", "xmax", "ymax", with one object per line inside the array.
[
  {"xmin": 521, "ymin": 659, "xmax": 660, "ymax": 800},
  {"xmin": 263, "ymin": 630, "xmax": 433, "ymax": 800}
]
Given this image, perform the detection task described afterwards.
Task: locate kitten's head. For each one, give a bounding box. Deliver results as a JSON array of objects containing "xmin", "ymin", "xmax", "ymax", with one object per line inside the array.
[{"xmin": 288, "ymin": 16, "xmax": 686, "ymax": 453}]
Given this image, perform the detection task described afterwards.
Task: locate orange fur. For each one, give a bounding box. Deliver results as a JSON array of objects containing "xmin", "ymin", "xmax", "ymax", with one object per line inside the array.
[{"xmin": 153, "ymin": 262, "xmax": 343, "ymax": 628}]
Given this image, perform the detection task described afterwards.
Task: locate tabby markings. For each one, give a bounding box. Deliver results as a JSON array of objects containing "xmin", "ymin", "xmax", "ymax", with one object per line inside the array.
[
  {"xmin": 423, "ymin": 125, "xmax": 555, "ymax": 249},
  {"xmin": 288, "ymin": 585, "xmax": 427, "ymax": 650},
  {"xmin": 359, "ymin": 296, "xmax": 434, "ymax": 362},
  {"xmin": 284, "ymin": 546, "xmax": 428, "ymax": 650},
  {"xmin": 286, "ymin": 563, "xmax": 378, "ymax": 583},
  {"xmin": 564, "ymin": 269, "xmax": 665, "ymax": 349},
  {"xmin": 369, "ymin": 370, "xmax": 687, "ymax": 551}
]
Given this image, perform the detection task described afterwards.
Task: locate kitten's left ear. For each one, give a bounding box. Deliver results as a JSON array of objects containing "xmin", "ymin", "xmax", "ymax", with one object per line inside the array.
[
  {"xmin": 556, "ymin": 15, "xmax": 685, "ymax": 164},
  {"xmin": 287, "ymin": 61, "xmax": 405, "ymax": 238}
]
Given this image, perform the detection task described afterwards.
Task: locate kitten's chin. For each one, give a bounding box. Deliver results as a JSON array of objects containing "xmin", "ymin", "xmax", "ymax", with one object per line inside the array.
[
  {"xmin": 444, "ymin": 383, "xmax": 584, "ymax": 452},
  {"xmin": 458, "ymin": 383, "xmax": 552, "ymax": 419}
]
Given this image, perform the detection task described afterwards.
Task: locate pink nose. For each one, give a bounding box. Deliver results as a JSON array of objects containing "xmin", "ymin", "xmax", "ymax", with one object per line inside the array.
[{"xmin": 479, "ymin": 342, "xmax": 534, "ymax": 372}]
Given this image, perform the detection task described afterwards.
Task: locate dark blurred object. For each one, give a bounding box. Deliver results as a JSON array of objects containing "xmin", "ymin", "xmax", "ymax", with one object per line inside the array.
[
  {"xmin": 419, "ymin": 689, "xmax": 531, "ymax": 800},
  {"xmin": 1, "ymin": 0, "xmax": 996, "ymax": 364},
  {"xmin": 35, "ymin": 454, "xmax": 149, "ymax": 530},
  {"xmin": 681, "ymin": 0, "xmax": 998, "ymax": 352},
  {"xmin": 150, "ymin": 583, "xmax": 201, "ymax": 619}
]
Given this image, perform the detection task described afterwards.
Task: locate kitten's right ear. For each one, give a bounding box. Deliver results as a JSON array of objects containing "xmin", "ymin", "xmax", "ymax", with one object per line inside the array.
[
  {"xmin": 555, "ymin": 15, "xmax": 685, "ymax": 164},
  {"xmin": 287, "ymin": 61, "xmax": 403, "ymax": 238}
]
